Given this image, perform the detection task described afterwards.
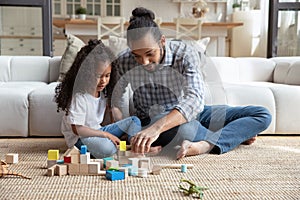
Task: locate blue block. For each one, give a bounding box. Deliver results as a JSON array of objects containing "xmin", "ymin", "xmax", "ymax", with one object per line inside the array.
[
  {"xmin": 80, "ymin": 145, "xmax": 87, "ymax": 154},
  {"xmin": 181, "ymin": 164, "xmax": 187, "ymax": 173},
  {"xmin": 56, "ymin": 159, "xmax": 64, "ymax": 164},
  {"xmin": 106, "ymin": 170, "xmax": 125, "ymax": 181}
]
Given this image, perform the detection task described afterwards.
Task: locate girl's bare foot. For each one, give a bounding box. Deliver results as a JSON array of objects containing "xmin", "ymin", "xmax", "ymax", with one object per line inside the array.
[
  {"xmin": 242, "ymin": 136, "xmax": 257, "ymax": 145},
  {"xmin": 176, "ymin": 140, "xmax": 213, "ymax": 160}
]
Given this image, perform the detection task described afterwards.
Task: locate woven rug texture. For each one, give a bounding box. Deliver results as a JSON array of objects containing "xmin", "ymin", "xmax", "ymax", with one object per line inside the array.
[{"xmin": 0, "ymin": 136, "xmax": 299, "ymax": 200}]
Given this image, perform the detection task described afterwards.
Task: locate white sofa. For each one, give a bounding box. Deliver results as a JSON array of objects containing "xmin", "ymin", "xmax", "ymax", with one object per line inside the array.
[{"xmin": 0, "ymin": 55, "xmax": 299, "ymax": 137}]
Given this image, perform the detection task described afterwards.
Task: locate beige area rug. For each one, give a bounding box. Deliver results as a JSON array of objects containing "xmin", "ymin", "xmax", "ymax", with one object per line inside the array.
[{"xmin": 0, "ymin": 136, "xmax": 299, "ymax": 200}]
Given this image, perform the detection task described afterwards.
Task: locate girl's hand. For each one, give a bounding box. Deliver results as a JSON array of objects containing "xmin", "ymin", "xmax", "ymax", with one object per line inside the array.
[{"xmin": 105, "ymin": 132, "xmax": 120, "ymax": 146}]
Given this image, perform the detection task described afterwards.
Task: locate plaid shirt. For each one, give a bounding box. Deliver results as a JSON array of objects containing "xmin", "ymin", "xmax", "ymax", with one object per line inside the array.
[{"xmin": 113, "ymin": 40, "xmax": 205, "ymax": 122}]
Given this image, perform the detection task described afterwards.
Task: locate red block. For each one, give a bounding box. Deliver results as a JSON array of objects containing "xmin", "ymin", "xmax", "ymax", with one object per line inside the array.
[{"xmin": 64, "ymin": 156, "xmax": 71, "ymax": 163}]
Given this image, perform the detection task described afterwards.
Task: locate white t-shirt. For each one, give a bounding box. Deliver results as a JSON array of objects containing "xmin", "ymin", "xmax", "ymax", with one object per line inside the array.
[{"xmin": 61, "ymin": 92, "xmax": 107, "ymax": 148}]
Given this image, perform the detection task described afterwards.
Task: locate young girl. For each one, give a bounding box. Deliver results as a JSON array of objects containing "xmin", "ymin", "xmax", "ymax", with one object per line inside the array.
[{"xmin": 55, "ymin": 39, "xmax": 141, "ymax": 158}]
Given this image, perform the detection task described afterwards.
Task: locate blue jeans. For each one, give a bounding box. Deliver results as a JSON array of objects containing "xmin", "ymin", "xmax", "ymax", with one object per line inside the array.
[
  {"xmin": 75, "ymin": 116, "xmax": 141, "ymax": 158},
  {"xmin": 150, "ymin": 105, "xmax": 272, "ymax": 154},
  {"xmin": 176, "ymin": 105, "xmax": 272, "ymax": 154}
]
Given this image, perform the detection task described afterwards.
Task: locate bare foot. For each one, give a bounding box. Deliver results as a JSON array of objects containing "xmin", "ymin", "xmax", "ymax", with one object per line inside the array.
[
  {"xmin": 242, "ymin": 136, "xmax": 257, "ymax": 145},
  {"xmin": 176, "ymin": 140, "xmax": 213, "ymax": 160}
]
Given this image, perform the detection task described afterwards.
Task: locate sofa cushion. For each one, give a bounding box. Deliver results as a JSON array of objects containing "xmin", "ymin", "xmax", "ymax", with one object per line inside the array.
[
  {"xmin": 0, "ymin": 82, "xmax": 46, "ymax": 137},
  {"xmin": 0, "ymin": 56, "xmax": 11, "ymax": 82},
  {"xmin": 57, "ymin": 34, "xmax": 85, "ymax": 82},
  {"xmin": 268, "ymin": 84, "xmax": 300, "ymax": 133},
  {"xmin": 29, "ymin": 82, "xmax": 64, "ymax": 136},
  {"xmin": 10, "ymin": 56, "xmax": 51, "ymax": 82},
  {"xmin": 235, "ymin": 58, "xmax": 276, "ymax": 82}
]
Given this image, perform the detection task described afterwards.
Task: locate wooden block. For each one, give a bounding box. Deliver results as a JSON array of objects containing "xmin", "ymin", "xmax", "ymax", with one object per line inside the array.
[
  {"xmin": 80, "ymin": 145, "xmax": 88, "ymax": 154},
  {"xmin": 5, "ymin": 153, "xmax": 18, "ymax": 164},
  {"xmin": 157, "ymin": 164, "xmax": 193, "ymax": 169},
  {"xmin": 151, "ymin": 165, "xmax": 161, "ymax": 175},
  {"xmin": 106, "ymin": 170, "xmax": 125, "ymax": 181},
  {"xmin": 138, "ymin": 168, "xmax": 148, "ymax": 178},
  {"xmin": 56, "ymin": 164, "xmax": 68, "ymax": 176},
  {"xmin": 68, "ymin": 163, "xmax": 80, "ymax": 175},
  {"xmin": 128, "ymin": 158, "xmax": 139, "ymax": 168},
  {"xmin": 91, "ymin": 159, "xmax": 104, "ymax": 170},
  {"xmin": 128, "ymin": 166, "xmax": 138, "ymax": 176},
  {"xmin": 118, "ymin": 156, "xmax": 128, "ymax": 165},
  {"xmin": 106, "ymin": 160, "xmax": 119, "ymax": 169},
  {"xmin": 63, "ymin": 146, "xmax": 80, "ymax": 157},
  {"xmin": 79, "ymin": 164, "xmax": 89, "ymax": 175},
  {"xmin": 47, "ymin": 160, "xmax": 57, "ymax": 168},
  {"xmin": 71, "ymin": 154, "xmax": 80, "ymax": 164},
  {"xmin": 47, "ymin": 165, "xmax": 57, "ymax": 177},
  {"xmin": 120, "ymin": 141, "xmax": 127, "ymax": 151},
  {"xmin": 139, "ymin": 158, "xmax": 151, "ymax": 172},
  {"xmin": 48, "ymin": 150, "xmax": 59, "ymax": 160},
  {"xmin": 56, "ymin": 159, "xmax": 64, "ymax": 164},
  {"xmin": 117, "ymin": 150, "xmax": 126, "ymax": 156},
  {"xmin": 64, "ymin": 156, "xmax": 71, "ymax": 163},
  {"xmin": 80, "ymin": 152, "xmax": 90, "ymax": 164},
  {"xmin": 103, "ymin": 157, "xmax": 113, "ymax": 168},
  {"xmin": 119, "ymin": 167, "xmax": 129, "ymax": 178},
  {"xmin": 88, "ymin": 162, "xmax": 100, "ymax": 175}
]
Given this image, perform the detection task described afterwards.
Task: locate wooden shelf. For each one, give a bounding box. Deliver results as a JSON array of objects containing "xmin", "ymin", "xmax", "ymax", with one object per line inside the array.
[{"xmin": 0, "ymin": 35, "xmax": 42, "ymax": 39}]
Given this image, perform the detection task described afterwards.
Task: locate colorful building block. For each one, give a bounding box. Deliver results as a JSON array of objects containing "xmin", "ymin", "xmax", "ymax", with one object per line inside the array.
[
  {"xmin": 68, "ymin": 164, "xmax": 80, "ymax": 175},
  {"xmin": 56, "ymin": 164, "xmax": 68, "ymax": 176},
  {"xmin": 88, "ymin": 162, "xmax": 100, "ymax": 174},
  {"xmin": 80, "ymin": 145, "xmax": 87, "ymax": 154},
  {"xmin": 48, "ymin": 150, "xmax": 59, "ymax": 160},
  {"xmin": 47, "ymin": 160, "xmax": 57, "ymax": 168},
  {"xmin": 106, "ymin": 170, "xmax": 125, "ymax": 181},
  {"xmin": 80, "ymin": 152, "xmax": 90, "ymax": 164},
  {"xmin": 181, "ymin": 164, "xmax": 187, "ymax": 173},
  {"xmin": 57, "ymin": 159, "xmax": 64, "ymax": 164},
  {"xmin": 64, "ymin": 156, "xmax": 71, "ymax": 163},
  {"xmin": 5, "ymin": 153, "xmax": 18, "ymax": 164},
  {"xmin": 103, "ymin": 157, "xmax": 113, "ymax": 169},
  {"xmin": 120, "ymin": 141, "xmax": 127, "ymax": 151}
]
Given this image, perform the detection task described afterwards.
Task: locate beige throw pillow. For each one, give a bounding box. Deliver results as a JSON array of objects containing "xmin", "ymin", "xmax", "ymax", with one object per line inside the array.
[
  {"xmin": 108, "ymin": 36, "xmax": 128, "ymax": 56},
  {"xmin": 57, "ymin": 34, "xmax": 85, "ymax": 81}
]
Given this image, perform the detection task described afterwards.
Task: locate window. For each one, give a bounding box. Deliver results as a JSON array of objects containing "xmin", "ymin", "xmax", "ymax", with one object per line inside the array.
[
  {"xmin": 268, "ymin": 1, "xmax": 300, "ymax": 57},
  {"xmin": 52, "ymin": 0, "xmax": 121, "ymax": 17}
]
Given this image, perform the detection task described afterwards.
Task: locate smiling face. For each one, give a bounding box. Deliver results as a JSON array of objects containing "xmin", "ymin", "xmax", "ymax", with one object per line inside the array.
[
  {"xmin": 95, "ymin": 61, "xmax": 112, "ymax": 94},
  {"xmin": 129, "ymin": 32, "xmax": 166, "ymax": 71}
]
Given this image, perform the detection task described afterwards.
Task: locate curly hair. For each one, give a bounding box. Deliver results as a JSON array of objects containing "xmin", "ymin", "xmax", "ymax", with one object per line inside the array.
[{"xmin": 54, "ymin": 39, "xmax": 116, "ymax": 115}]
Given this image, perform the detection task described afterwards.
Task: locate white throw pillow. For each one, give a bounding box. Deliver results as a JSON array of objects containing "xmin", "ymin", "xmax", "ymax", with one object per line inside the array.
[
  {"xmin": 57, "ymin": 34, "xmax": 85, "ymax": 82},
  {"xmin": 108, "ymin": 36, "xmax": 128, "ymax": 56}
]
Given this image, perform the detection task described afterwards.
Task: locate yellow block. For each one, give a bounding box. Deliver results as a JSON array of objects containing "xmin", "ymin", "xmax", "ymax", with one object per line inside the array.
[
  {"xmin": 120, "ymin": 141, "xmax": 126, "ymax": 151},
  {"xmin": 48, "ymin": 149, "xmax": 59, "ymax": 160}
]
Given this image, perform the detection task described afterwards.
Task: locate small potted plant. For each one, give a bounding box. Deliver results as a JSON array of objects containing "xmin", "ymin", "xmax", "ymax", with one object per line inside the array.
[
  {"xmin": 232, "ymin": 1, "xmax": 241, "ymax": 12},
  {"xmin": 75, "ymin": 6, "xmax": 87, "ymax": 20}
]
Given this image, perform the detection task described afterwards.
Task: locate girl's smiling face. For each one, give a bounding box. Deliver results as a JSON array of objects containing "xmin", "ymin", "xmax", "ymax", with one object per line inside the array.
[{"xmin": 95, "ymin": 61, "xmax": 112, "ymax": 94}]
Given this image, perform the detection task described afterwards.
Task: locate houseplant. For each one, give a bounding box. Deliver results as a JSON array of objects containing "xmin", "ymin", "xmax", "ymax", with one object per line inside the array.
[
  {"xmin": 232, "ymin": 1, "xmax": 241, "ymax": 12},
  {"xmin": 75, "ymin": 6, "xmax": 87, "ymax": 20}
]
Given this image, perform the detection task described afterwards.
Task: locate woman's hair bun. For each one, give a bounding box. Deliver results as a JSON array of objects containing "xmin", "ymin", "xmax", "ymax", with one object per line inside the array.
[{"xmin": 132, "ymin": 7, "xmax": 155, "ymax": 21}]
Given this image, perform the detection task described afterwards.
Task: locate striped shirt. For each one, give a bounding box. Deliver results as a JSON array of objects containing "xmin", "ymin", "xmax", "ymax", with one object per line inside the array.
[{"xmin": 113, "ymin": 40, "xmax": 205, "ymax": 122}]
